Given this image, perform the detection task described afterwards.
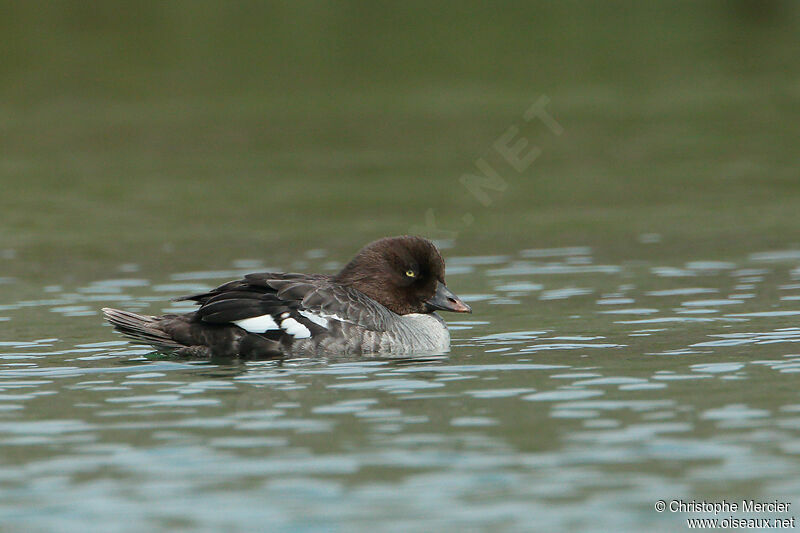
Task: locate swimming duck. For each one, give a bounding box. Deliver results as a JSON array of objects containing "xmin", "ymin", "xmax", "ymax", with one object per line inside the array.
[{"xmin": 103, "ymin": 235, "xmax": 471, "ymax": 358}]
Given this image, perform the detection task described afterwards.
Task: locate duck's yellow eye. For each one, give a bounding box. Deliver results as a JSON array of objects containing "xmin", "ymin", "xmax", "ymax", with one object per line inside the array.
[{"xmin": 405, "ymin": 270, "xmax": 416, "ymax": 278}]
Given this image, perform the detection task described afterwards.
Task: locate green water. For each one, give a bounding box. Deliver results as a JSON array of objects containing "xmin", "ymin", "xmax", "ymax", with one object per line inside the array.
[{"xmin": 2, "ymin": 2, "xmax": 800, "ymax": 531}]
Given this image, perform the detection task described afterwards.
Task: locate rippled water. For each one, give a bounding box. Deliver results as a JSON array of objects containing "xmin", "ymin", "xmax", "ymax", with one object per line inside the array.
[{"xmin": 2, "ymin": 245, "xmax": 800, "ymax": 531}]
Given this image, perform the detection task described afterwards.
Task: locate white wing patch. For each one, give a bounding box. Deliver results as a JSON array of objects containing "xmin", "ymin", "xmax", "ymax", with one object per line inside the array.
[
  {"xmin": 233, "ymin": 314, "xmax": 279, "ymax": 333},
  {"xmin": 280, "ymin": 317, "xmax": 311, "ymax": 339},
  {"xmin": 299, "ymin": 310, "xmax": 329, "ymax": 328},
  {"xmin": 233, "ymin": 313, "xmax": 315, "ymax": 339},
  {"xmin": 322, "ymin": 312, "xmax": 351, "ymax": 325}
]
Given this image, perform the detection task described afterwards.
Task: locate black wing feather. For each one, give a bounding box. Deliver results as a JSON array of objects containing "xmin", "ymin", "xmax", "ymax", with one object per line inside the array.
[{"xmin": 175, "ymin": 272, "xmax": 394, "ymax": 333}]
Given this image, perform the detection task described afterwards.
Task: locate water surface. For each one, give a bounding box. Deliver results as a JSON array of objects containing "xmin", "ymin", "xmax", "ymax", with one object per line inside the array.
[{"xmin": 2, "ymin": 245, "xmax": 800, "ymax": 531}]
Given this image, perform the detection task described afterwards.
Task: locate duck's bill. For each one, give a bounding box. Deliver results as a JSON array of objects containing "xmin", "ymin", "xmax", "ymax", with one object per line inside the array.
[{"xmin": 426, "ymin": 281, "xmax": 472, "ymax": 313}]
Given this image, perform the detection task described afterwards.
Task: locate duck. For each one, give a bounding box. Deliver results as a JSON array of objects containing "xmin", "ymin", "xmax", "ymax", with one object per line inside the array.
[{"xmin": 102, "ymin": 235, "xmax": 471, "ymax": 358}]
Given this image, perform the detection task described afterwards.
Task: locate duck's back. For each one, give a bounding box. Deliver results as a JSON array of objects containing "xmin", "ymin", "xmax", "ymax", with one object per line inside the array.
[{"xmin": 105, "ymin": 272, "xmax": 451, "ymax": 358}]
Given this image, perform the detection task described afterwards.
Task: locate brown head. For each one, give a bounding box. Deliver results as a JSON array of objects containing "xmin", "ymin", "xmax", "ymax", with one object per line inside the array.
[{"xmin": 334, "ymin": 235, "xmax": 472, "ymax": 315}]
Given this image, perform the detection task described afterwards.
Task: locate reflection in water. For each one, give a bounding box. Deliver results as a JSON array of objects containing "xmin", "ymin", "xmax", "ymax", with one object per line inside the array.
[{"xmin": 1, "ymin": 246, "xmax": 800, "ymax": 531}]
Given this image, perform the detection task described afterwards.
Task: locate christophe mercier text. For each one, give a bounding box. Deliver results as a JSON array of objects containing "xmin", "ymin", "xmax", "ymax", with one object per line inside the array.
[{"xmin": 670, "ymin": 500, "xmax": 791, "ymax": 514}]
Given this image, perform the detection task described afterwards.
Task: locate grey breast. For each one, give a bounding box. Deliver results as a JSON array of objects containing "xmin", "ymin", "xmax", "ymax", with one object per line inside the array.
[
  {"xmin": 383, "ymin": 312, "xmax": 450, "ymax": 353},
  {"xmin": 291, "ymin": 312, "xmax": 450, "ymax": 356}
]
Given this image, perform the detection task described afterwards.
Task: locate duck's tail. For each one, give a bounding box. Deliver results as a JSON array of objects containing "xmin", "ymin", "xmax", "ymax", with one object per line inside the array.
[{"xmin": 102, "ymin": 308, "xmax": 184, "ymax": 353}]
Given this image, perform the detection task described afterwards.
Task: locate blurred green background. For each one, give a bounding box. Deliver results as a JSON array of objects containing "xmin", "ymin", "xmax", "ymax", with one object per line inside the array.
[{"xmin": 2, "ymin": 0, "xmax": 799, "ymax": 281}]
